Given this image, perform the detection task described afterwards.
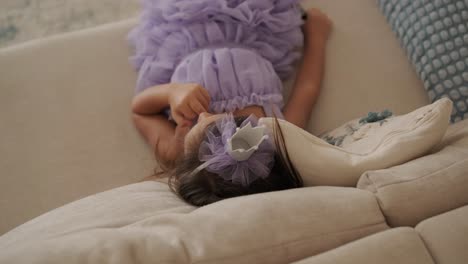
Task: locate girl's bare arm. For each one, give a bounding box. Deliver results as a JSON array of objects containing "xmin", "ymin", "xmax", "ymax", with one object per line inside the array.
[
  {"xmin": 132, "ymin": 84, "xmax": 181, "ymax": 162},
  {"xmin": 131, "ymin": 83, "xmax": 209, "ymax": 163},
  {"xmin": 132, "ymin": 83, "xmax": 174, "ymax": 115},
  {"xmin": 283, "ymin": 9, "xmax": 332, "ymax": 129}
]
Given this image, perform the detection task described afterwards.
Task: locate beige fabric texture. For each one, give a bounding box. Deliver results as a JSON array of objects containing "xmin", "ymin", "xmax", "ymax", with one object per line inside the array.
[
  {"xmin": 0, "ymin": 0, "xmax": 429, "ymax": 234},
  {"xmin": 260, "ymin": 98, "xmax": 452, "ymax": 187},
  {"xmin": 432, "ymin": 117, "xmax": 468, "ymax": 152},
  {"xmin": 0, "ymin": 20, "xmax": 156, "ymax": 235},
  {"xmin": 416, "ymin": 206, "xmax": 468, "ymax": 264},
  {"xmin": 0, "ymin": 0, "xmax": 463, "ymax": 263},
  {"xmin": 0, "ymin": 184, "xmax": 388, "ymax": 264},
  {"xmin": 357, "ymin": 120, "xmax": 468, "ymax": 227},
  {"xmin": 300, "ymin": 0, "xmax": 429, "ymax": 135},
  {"xmin": 292, "ymin": 228, "xmax": 435, "ymax": 264}
]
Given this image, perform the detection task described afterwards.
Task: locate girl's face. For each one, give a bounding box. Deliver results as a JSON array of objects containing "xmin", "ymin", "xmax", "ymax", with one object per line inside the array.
[{"xmin": 184, "ymin": 112, "xmax": 226, "ymax": 154}]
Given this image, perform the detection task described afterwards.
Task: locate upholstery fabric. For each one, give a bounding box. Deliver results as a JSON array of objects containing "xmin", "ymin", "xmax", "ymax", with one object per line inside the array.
[
  {"xmin": 292, "ymin": 228, "xmax": 435, "ymax": 264},
  {"xmin": 416, "ymin": 205, "xmax": 468, "ymax": 264},
  {"xmin": 433, "ymin": 114, "xmax": 468, "ymax": 150},
  {"xmin": 357, "ymin": 119, "xmax": 468, "ymax": 227},
  {"xmin": 0, "ymin": 19, "xmax": 158, "ymax": 235},
  {"xmin": 0, "ymin": 184, "xmax": 388, "ymax": 264},
  {"xmin": 301, "ymin": 0, "xmax": 429, "ymax": 134}
]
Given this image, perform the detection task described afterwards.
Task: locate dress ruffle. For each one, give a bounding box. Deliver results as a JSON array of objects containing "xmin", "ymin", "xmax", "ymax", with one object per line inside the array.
[
  {"xmin": 170, "ymin": 47, "xmax": 285, "ymax": 113},
  {"xmin": 211, "ymin": 93, "xmax": 284, "ymax": 114},
  {"xmin": 129, "ymin": 0, "xmax": 303, "ymax": 93},
  {"xmin": 129, "ymin": 0, "xmax": 303, "ymax": 115}
]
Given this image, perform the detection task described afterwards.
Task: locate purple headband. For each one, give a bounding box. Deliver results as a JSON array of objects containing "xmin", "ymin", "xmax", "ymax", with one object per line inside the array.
[{"xmin": 191, "ymin": 114, "xmax": 275, "ymax": 186}]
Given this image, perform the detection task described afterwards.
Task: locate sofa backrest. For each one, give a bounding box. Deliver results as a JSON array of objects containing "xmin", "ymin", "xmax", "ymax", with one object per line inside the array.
[{"xmin": 357, "ymin": 120, "xmax": 468, "ymax": 227}]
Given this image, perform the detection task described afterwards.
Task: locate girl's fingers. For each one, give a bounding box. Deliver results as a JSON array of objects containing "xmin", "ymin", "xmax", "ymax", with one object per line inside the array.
[
  {"xmin": 173, "ymin": 105, "xmax": 192, "ymax": 124},
  {"xmin": 197, "ymin": 88, "xmax": 211, "ymax": 106},
  {"xmin": 180, "ymin": 106, "xmax": 197, "ymax": 120},
  {"xmin": 175, "ymin": 102, "xmax": 194, "ymax": 119},
  {"xmin": 172, "ymin": 111, "xmax": 186, "ymax": 126},
  {"xmin": 195, "ymin": 91, "xmax": 210, "ymax": 110},
  {"xmin": 189, "ymin": 99, "xmax": 207, "ymax": 115},
  {"xmin": 196, "ymin": 93, "xmax": 210, "ymax": 110}
]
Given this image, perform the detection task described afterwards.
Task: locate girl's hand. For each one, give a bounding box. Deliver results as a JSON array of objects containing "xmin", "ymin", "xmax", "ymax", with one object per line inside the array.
[
  {"xmin": 303, "ymin": 8, "xmax": 333, "ymax": 41},
  {"xmin": 168, "ymin": 83, "xmax": 211, "ymax": 125}
]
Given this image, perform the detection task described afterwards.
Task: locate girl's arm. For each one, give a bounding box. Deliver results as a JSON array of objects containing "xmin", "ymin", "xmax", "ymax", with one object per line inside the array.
[
  {"xmin": 131, "ymin": 84, "xmax": 184, "ymax": 163},
  {"xmin": 283, "ymin": 9, "xmax": 332, "ymax": 128},
  {"xmin": 132, "ymin": 83, "xmax": 173, "ymax": 115},
  {"xmin": 131, "ymin": 83, "xmax": 209, "ymax": 163},
  {"xmin": 132, "ymin": 113, "xmax": 190, "ymax": 163}
]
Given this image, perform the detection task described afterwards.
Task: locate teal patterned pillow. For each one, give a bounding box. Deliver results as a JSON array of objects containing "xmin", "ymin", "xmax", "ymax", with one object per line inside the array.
[{"xmin": 378, "ymin": 0, "xmax": 468, "ymax": 122}]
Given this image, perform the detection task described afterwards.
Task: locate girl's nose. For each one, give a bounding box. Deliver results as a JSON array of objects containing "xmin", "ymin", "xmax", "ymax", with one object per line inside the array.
[{"xmin": 198, "ymin": 112, "xmax": 213, "ymax": 123}]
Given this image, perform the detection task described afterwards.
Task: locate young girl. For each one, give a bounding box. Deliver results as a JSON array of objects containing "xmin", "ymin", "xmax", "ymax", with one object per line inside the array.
[{"xmin": 130, "ymin": 0, "xmax": 332, "ymax": 206}]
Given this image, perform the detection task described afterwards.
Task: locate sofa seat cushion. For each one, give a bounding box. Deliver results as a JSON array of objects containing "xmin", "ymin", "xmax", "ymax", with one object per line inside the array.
[
  {"xmin": 432, "ymin": 116, "xmax": 468, "ymax": 151},
  {"xmin": 292, "ymin": 227, "xmax": 435, "ymax": 264},
  {"xmin": 0, "ymin": 182, "xmax": 388, "ymax": 264},
  {"xmin": 416, "ymin": 205, "xmax": 468, "ymax": 264},
  {"xmin": 357, "ymin": 119, "xmax": 468, "ymax": 227}
]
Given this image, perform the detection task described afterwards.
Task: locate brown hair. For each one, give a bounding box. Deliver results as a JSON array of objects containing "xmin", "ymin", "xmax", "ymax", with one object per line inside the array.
[{"xmin": 163, "ymin": 116, "xmax": 303, "ymax": 206}]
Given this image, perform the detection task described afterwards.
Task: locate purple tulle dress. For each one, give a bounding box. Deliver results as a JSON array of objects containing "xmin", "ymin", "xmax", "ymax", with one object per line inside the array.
[{"xmin": 128, "ymin": 0, "xmax": 304, "ymax": 117}]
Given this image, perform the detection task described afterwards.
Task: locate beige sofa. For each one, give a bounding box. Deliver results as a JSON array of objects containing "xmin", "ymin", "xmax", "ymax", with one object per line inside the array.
[{"xmin": 1, "ymin": 0, "xmax": 467, "ymax": 263}]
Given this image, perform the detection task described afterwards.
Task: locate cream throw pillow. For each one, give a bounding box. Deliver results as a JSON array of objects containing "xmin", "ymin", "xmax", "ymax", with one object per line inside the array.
[
  {"xmin": 319, "ymin": 110, "xmax": 394, "ymax": 148},
  {"xmin": 259, "ymin": 98, "xmax": 453, "ymax": 187}
]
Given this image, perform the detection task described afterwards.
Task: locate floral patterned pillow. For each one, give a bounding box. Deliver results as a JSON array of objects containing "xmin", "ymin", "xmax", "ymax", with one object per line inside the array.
[{"xmin": 320, "ymin": 110, "xmax": 394, "ymax": 148}]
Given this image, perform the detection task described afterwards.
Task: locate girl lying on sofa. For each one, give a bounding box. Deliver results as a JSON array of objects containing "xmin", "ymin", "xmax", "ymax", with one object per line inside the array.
[{"xmin": 129, "ymin": 0, "xmax": 332, "ymax": 206}]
